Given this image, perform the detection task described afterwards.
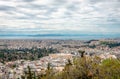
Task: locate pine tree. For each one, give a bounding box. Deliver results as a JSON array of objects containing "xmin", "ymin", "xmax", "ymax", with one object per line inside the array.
[
  {"xmin": 27, "ymin": 66, "xmax": 33, "ymax": 79},
  {"xmin": 78, "ymin": 50, "xmax": 85, "ymax": 57}
]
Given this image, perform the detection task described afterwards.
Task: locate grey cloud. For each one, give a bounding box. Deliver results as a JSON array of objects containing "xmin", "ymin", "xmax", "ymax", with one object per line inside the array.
[
  {"xmin": 53, "ymin": 0, "xmax": 67, "ymax": 6},
  {"xmin": 107, "ymin": 18, "xmax": 120, "ymax": 23},
  {"xmin": 15, "ymin": 0, "xmax": 67, "ymax": 19},
  {"xmin": 17, "ymin": 3, "xmax": 52, "ymax": 16},
  {"xmin": 20, "ymin": 0, "xmax": 34, "ymax": 2},
  {"xmin": 17, "ymin": 4, "xmax": 49, "ymax": 10},
  {"xmin": 89, "ymin": 0, "xmax": 119, "ymax": 4},
  {"xmin": 67, "ymin": 3, "xmax": 79, "ymax": 11},
  {"xmin": 15, "ymin": 16, "xmax": 33, "ymax": 20},
  {"xmin": 89, "ymin": 0, "xmax": 103, "ymax": 3},
  {"xmin": 0, "ymin": 5, "xmax": 16, "ymax": 11},
  {"xmin": 0, "ymin": 0, "xmax": 120, "ymax": 34},
  {"xmin": 14, "ymin": 11, "xmax": 51, "ymax": 20},
  {"xmin": 45, "ymin": 8, "xmax": 58, "ymax": 16}
]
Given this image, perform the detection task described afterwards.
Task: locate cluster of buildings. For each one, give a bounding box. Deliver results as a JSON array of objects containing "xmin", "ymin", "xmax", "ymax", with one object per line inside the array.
[
  {"xmin": 0, "ymin": 53, "xmax": 73, "ymax": 79},
  {"xmin": 0, "ymin": 39, "xmax": 119, "ymax": 79},
  {"xmin": 0, "ymin": 52, "xmax": 118, "ymax": 79}
]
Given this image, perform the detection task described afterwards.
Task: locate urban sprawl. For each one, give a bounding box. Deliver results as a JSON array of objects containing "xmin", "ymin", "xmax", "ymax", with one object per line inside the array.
[{"xmin": 0, "ymin": 39, "xmax": 120, "ymax": 79}]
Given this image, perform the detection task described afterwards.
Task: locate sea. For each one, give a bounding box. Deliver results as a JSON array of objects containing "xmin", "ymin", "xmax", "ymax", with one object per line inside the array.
[{"xmin": 0, "ymin": 34, "xmax": 119, "ymax": 40}]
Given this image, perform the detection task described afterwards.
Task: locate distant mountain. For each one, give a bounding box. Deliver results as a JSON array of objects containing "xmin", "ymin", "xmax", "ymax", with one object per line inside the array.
[
  {"xmin": 0, "ymin": 33, "xmax": 120, "ymax": 40},
  {"xmin": 0, "ymin": 33, "xmax": 116, "ymax": 37}
]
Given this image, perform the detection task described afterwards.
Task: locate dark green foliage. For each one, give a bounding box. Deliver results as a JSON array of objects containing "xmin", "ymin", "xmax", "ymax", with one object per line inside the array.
[
  {"xmin": 88, "ymin": 45, "xmax": 96, "ymax": 48},
  {"xmin": 27, "ymin": 66, "xmax": 33, "ymax": 79},
  {"xmin": 47, "ymin": 63, "xmax": 51, "ymax": 71},
  {"xmin": 78, "ymin": 50, "xmax": 85, "ymax": 57},
  {"xmin": 22, "ymin": 66, "xmax": 37, "ymax": 79},
  {"xmin": 59, "ymin": 58, "xmax": 120, "ymax": 79},
  {"xmin": 22, "ymin": 57, "xmax": 120, "ymax": 79},
  {"xmin": 100, "ymin": 41, "xmax": 120, "ymax": 48},
  {"xmin": 0, "ymin": 48, "xmax": 58, "ymax": 62}
]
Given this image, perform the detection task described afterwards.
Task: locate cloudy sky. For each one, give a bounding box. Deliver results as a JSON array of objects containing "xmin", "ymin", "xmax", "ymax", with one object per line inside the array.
[{"xmin": 0, "ymin": 0, "xmax": 120, "ymax": 35}]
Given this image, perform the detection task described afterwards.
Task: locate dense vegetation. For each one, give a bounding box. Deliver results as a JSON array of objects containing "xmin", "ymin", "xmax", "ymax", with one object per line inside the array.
[
  {"xmin": 22, "ymin": 53, "xmax": 120, "ymax": 79},
  {"xmin": 0, "ymin": 47, "xmax": 58, "ymax": 62},
  {"xmin": 100, "ymin": 41, "xmax": 120, "ymax": 48}
]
